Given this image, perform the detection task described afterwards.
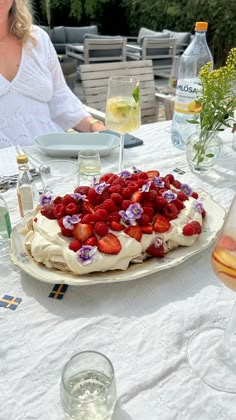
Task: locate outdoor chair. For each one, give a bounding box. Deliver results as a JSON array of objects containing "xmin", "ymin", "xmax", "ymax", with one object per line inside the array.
[{"xmin": 127, "ymin": 38, "xmax": 177, "ymax": 78}]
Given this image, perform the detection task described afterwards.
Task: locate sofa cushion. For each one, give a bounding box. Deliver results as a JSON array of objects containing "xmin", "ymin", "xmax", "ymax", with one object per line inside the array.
[
  {"xmin": 65, "ymin": 26, "xmax": 98, "ymax": 44},
  {"xmin": 84, "ymin": 36, "xmax": 124, "ymax": 59},
  {"xmin": 163, "ymin": 29, "xmax": 191, "ymax": 54},
  {"xmin": 84, "ymin": 34, "xmax": 121, "ymax": 40},
  {"xmin": 137, "ymin": 27, "xmax": 160, "ymax": 44},
  {"xmin": 51, "ymin": 26, "xmax": 66, "ymax": 44}
]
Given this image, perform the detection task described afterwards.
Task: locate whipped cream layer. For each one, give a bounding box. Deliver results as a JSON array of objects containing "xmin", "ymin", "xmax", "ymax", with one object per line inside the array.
[{"xmin": 24, "ymin": 197, "xmax": 202, "ymax": 275}]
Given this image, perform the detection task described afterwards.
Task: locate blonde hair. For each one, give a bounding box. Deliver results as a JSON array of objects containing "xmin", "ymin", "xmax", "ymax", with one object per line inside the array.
[{"xmin": 9, "ymin": 0, "xmax": 36, "ymax": 45}]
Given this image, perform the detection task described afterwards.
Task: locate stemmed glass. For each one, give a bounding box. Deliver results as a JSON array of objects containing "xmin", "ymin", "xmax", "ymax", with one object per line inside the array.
[
  {"xmin": 187, "ymin": 194, "xmax": 236, "ymax": 392},
  {"xmin": 105, "ymin": 76, "xmax": 141, "ymax": 172}
]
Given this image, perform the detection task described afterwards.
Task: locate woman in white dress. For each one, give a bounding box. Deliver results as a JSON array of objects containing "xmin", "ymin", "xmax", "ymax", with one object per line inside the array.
[{"xmin": 0, "ymin": 0, "xmax": 106, "ymax": 148}]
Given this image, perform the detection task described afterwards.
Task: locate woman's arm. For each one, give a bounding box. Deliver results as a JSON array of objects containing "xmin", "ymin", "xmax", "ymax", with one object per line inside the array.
[{"xmin": 73, "ymin": 116, "xmax": 106, "ymax": 132}]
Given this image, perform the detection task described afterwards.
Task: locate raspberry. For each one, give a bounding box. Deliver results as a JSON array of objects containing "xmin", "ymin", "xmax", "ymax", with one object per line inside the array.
[
  {"xmin": 101, "ymin": 199, "xmax": 117, "ymax": 213},
  {"xmin": 53, "ymin": 196, "xmax": 62, "ymax": 204},
  {"xmin": 33, "ymin": 217, "xmax": 38, "ymax": 222},
  {"xmin": 108, "ymin": 185, "xmax": 122, "ymax": 194},
  {"xmin": 155, "ymin": 196, "xmax": 167, "ymax": 210},
  {"xmin": 66, "ymin": 203, "xmax": 79, "ymax": 216},
  {"xmin": 62, "ymin": 194, "xmax": 76, "ymax": 206},
  {"xmin": 121, "ymin": 200, "xmax": 132, "ymax": 210},
  {"xmin": 112, "ymin": 177, "xmax": 126, "ymax": 187},
  {"xmin": 74, "ymin": 186, "xmax": 90, "ymax": 195},
  {"xmin": 182, "ymin": 223, "xmax": 195, "ymax": 236},
  {"xmin": 69, "ymin": 240, "xmax": 82, "ymax": 252},
  {"xmin": 202, "ymin": 209, "xmax": 206, "ymax": 218},
  {"xmin": 110, "ymin": 193, "xmax": 123, "ymax": 204},
  {"xmin": 172, "ymin": 180, "xmax": 182, "ymax": 189},
  {"xmin": 143, "ymin": 207, "xmax": 154, "ymax": 218},
  {"xmin": 101, "ymin": 190, "xmax": 110, "ymax": 201},
  {"xmin": 138, "ymin": 172, "xmax": 148, "ymax": 180},
  {"xmin": 94, "ymin": 222, "xmax": 109, "ymax": 237},
  {"xmin": 164, "ymin": 174, "xmax": 175, "ymax": 184},
  {"xmin": 58, "ymin": 218, "xmax": 64, "ymax": 228},
  {"xmin": 191, "ymin": 221, "xmax": 202, "ymax": 234},
  {"xmin": 107, "ymin": 212, "xmax": 121, "ymax": 223},
  {"xmin": 107, "ymin": 174, "xmax": 118, "ymax": 184},
  {"xmin": 192, "ymin": 191, "xmax": 199, "ymax": 199},
  {"xmin": 81, "ymin": 214, "xmax": 95, "ymax": 224},
  {"xmin": 95, "ymin": 209, "xmax": 108, "ymax": 220},
  {"xmin": 128, "ymin": 181, "xmax": 139, "ymax": 192},
  {"xmin": 87, "ymin": 188, "xmax": 98, "ymax": 205},
  {"xmin": 163, "ymin": 203, "xmax": 178, "ymax": 219},
  {"xmin": 138, "ymin": 213, "xmax": 152, "ymax": 225},
  {"xmin": 143, "ymin": 189, "xmax": 157, "ymax": 202},
  {"xmin": 177, "ymin": 192, "xmax": 189, "ymax": 202},
  {"xmin": 41, "ymin": 204, "xmax": 56, "ymax": 220},
  {"xmin": 53, "ymin": 204, "xmax": 67, "ymax": 219},
  {"xmin": 131, "ymin": 173, "xmax": 139, "ymax": 181},
  {"xmin": 61, "ymin": 227, "xmax": 74, "ymax": 237},
  {"xmin": 173, "ymin": 199, "xmax": 185, "ymax": 210},
  {"xmin": 137, "ymin": 179, "xmax": 148, "ymax": 188},
  {"xmin": 122, "ymin": 187, "xmax": 132, "ymax": 199},
  {"xmin": 99, "ymin": 172, "xmax": 114, "ymax": 183}
]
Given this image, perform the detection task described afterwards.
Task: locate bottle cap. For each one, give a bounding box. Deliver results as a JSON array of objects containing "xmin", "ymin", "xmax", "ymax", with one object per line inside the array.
[
  {"xmin": 195, "ymin": 22, "xmax": 208, "ymax": 31},
  {"xmin": 16, "ymin": 154, "xmax": 28, "ymax": 164}
]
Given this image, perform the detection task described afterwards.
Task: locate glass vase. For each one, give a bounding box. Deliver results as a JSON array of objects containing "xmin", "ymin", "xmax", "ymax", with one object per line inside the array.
[{"xmin": 186, "ymin": 130, "xmax": 222, "ymax": 175}]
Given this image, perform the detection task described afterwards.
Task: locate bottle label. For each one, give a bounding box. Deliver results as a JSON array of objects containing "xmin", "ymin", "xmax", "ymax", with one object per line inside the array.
[{"xmin": 174, "ymin": 78, "xmax": 202, "ymax": 115}]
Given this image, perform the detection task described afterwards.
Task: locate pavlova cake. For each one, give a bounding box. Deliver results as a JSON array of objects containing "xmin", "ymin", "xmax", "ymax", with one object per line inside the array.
[{"xmin": 24, "ymin": 168, "xmax": 206, "ymax": 275}]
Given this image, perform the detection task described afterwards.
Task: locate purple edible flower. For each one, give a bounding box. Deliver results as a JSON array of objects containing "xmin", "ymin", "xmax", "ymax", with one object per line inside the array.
[
  {"xmin": 132, "ymin": 166, "xmax": 142, "ymax": 174},
  {"xmin": 141, "ymin": 181, "xmax": 152, "ymax": 192},
  {"xmin": 126, "ymin": 203, "xmax": 143, "ymax": 220},
  {"xmin": 39, "ymin": 194, "xmax": 52, "ymax": 207},
  {"xmin": 192, "ymin": 201, "xmax": 204, "ymax": 213},
  {"xmin": 119, "ymin": 170, "xmax": 131, "ymax": 179},
  {"xmin": 152, "ymin": 237, "xmax": 164, "ymax": 248},
  {"xmin": 63, "ymin": 215, "xmax": 81, "ymax": 230},
  {"xmin": 162, "ymin": 190, "xmax": 177, "ymax": 203},
  {"xmin": 119, "ymin": 209, "xmax": 131, "ymax": 224},
  {"xmin": 181, "ymin": 184, "xmax": 193, "ymax": 197},
  {"xmin": 76, "ymin": 246, "xmax": 97, "ymax": 265},
  {"xmin": 70, "ymin": 193, "xmax": 87, "ymax": 202},
  {"xmin": 94, "ymin": 182, "xmax": 110, "ymax": 194},
  {"xmin": 153, "ymin": 176, "xmax": 165, "ymax": 188}
]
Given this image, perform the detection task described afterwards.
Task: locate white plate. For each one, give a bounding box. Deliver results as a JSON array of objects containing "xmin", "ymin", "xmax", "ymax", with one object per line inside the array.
[
  {"xmin": 33, "ymin": 132, "xmax": 120, "ymax": 158},
  {"xmin": 9, "ymin": 193, "xmax": 226, "ymax": 286}
]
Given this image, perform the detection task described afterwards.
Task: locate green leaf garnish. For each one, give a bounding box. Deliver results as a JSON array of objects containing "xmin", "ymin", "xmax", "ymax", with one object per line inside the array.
[{"xmin": 132, "ymin": 84, "xmax": 139, "ymax": 103}]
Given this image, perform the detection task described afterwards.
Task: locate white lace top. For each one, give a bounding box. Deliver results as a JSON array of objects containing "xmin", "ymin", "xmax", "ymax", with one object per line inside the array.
[{"xmin": 0, "ymin": 25, "xmax": 90, "ymax": 149}]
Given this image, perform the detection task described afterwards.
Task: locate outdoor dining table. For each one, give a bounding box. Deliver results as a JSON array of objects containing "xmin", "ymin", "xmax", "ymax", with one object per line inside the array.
[{"xmin": 1, "ymin": 120, "xmax": 236, "ymax": 420}]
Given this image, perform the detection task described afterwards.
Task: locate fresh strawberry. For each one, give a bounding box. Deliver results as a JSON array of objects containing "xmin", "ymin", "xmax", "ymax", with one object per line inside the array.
[
  {"xmin": 74, "ymin": 186, "xmax": 90, "ymax": 195},
  {"xmin": 94, "ymin": 222, "xmax": 109, "ymax": 237},
  {"xmin": 69, "ymin": 240, "xmax": 82, "ymax": 252},
  {"xmin": 202, "ymin": 208, "xmax": 206, "ymax": 218},
  {"xmin": 53, "ymin": 196, "xmax": 62, "ymax": 204},
  {"xmin": 164, "ymin": 174, "xmax": 175, "ymax": 184},
  {"xmin": 177, "ymin": 192, "xmax": 189, "ymax": 202},
  {"xmin": 131, "ymin": 191, "xmax": 143, "ymax": 202},
  {"xmin": 191, "ymin": 221, "xmax": 202, "ymax": 234},
  {"xmin": 81, "ymin": 214, "xmax": 95, "ymax": 224},
  {"xmin": 138, "ymin": 213, "xmax": 152, "ymax": 225},
  {"xmin": 124, "ymin": 225, "xmax": 142, "ymax": 242},
  {"xmin": 163, "ymin": 203, "xmax": 178, "ymax": 219},
  {"xmin": 85, "ymin": 236, "xmax": 98, "ymax": 247},
  {"xmin": 153, "ymin": 214, "xmax": 171, "ymax": 233},
  {"xmin": 81, "ymin": 201, "xmax": 95, "ymax": 214},
  {"xmin": 53, "ymin": 203, "xmax": 67, "ymax": 219},
  {"xmin": 146, "ymin": 239, "xmax": 164, "ymax": 258},
  {"xmin": 146, "ymin": 170, "xmax": 160, "ymax": 179},
  {"xmin": 66, "ymin": 203, "xmax": 79, "ymax": 215},
  {"xmin": 62, "ymin": 194, "xmax": 76, "ymax": 206},
  {"xmin": 61, "ymin": 227, "xmax": 74, "ymax": 237},
  {"xmin": 109, "ymin": 221, "xmax": 125, "ymax": 231},
  {"xmin": 73, "ymin": 223, "xmax": 93, "ymax": 242},
  {"xmin": 173, "ymin": 199, "xmax": 185, "ymax": 210},
  {"xmin": 97, "ymin": 233, "xmax": 122, "ymax": 254},
  {"xmin": 41, "ymin": 204, "xmax": 56, "ymax": 220},
  {"xmin": 218, "ymin": 235, "xmax": 236, "ymax": 251},
  {"xmin": 141, "ymin": 225, "xmax": 153, "ymax": 234},
  {"xmin": 182, "ymin": 223, "xmax": 195, "ymax": 236}
]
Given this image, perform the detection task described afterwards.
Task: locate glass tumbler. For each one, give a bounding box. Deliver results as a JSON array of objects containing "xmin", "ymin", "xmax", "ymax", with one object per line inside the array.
[
  {"xmin": 60, "ymin": 351, "xmax": 117, "ymax": 420},
  {"xmin": 78, "ymin": 150, "xmax": 101, "ymax": 185},
  {"xmin": 39, "ymin": 160, "xmax": 79, "ymax": 196}
]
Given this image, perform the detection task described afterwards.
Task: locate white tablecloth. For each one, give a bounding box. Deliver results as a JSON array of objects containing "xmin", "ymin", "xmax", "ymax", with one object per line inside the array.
[{"xmin": 1, "ymin": 121, "xmax": 236, "ymax": 420}]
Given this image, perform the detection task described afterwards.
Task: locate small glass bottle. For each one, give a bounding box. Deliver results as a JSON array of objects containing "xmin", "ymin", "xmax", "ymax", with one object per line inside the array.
[
  {"xmin": 0, "ymin": 194, "xmax": 12, "ymax": 257},
  {"xmin": 16, "ymin": 154, "xmax": 35, "ymax": 217}
]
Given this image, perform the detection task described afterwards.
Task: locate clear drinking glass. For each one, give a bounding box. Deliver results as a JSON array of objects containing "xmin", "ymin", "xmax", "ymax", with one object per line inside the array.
[
  {"xmin": 39, "ymin": 160, "xmax": 79, "ymax": 196},
  {"xmin": 169, "ymin": 55, "xmax": 180, "ymax": 93},
  {"xmin": 78, "ymin": 150, "xmax": 101, "ymax": 185},
  {"xmin": 60, "ymin": 351, "xmax": 117, "ymax": 420},
  {"xmin": 187, "ymin": 194, "xmax": 236, "ymax": 393},
  {"xmin": 105, "ymin": 76, "xmax": 141, "ymax": 172}
]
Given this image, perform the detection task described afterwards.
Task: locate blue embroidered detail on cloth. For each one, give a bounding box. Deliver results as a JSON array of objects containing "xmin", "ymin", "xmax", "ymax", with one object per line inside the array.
[
  {"xmin": 0, "ymin": 295, "xmax": 22, "ymax": 310},
  {"xmin": 173, "ymin": 168, "xmax": 186, "ymax": 175},
  {"xmin": 48, "ymin": 284, "xmax": 68, "ymax": 300}
]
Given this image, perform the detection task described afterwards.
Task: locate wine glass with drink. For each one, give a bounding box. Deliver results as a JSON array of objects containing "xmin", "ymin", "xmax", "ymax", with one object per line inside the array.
[
  {"xmin": 105, "ymin": 76, "xmax": 141, "ymax": 172},
  {"xmin": 187, "ymin": 194, "xmax": 236, "ymax": 392}
]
